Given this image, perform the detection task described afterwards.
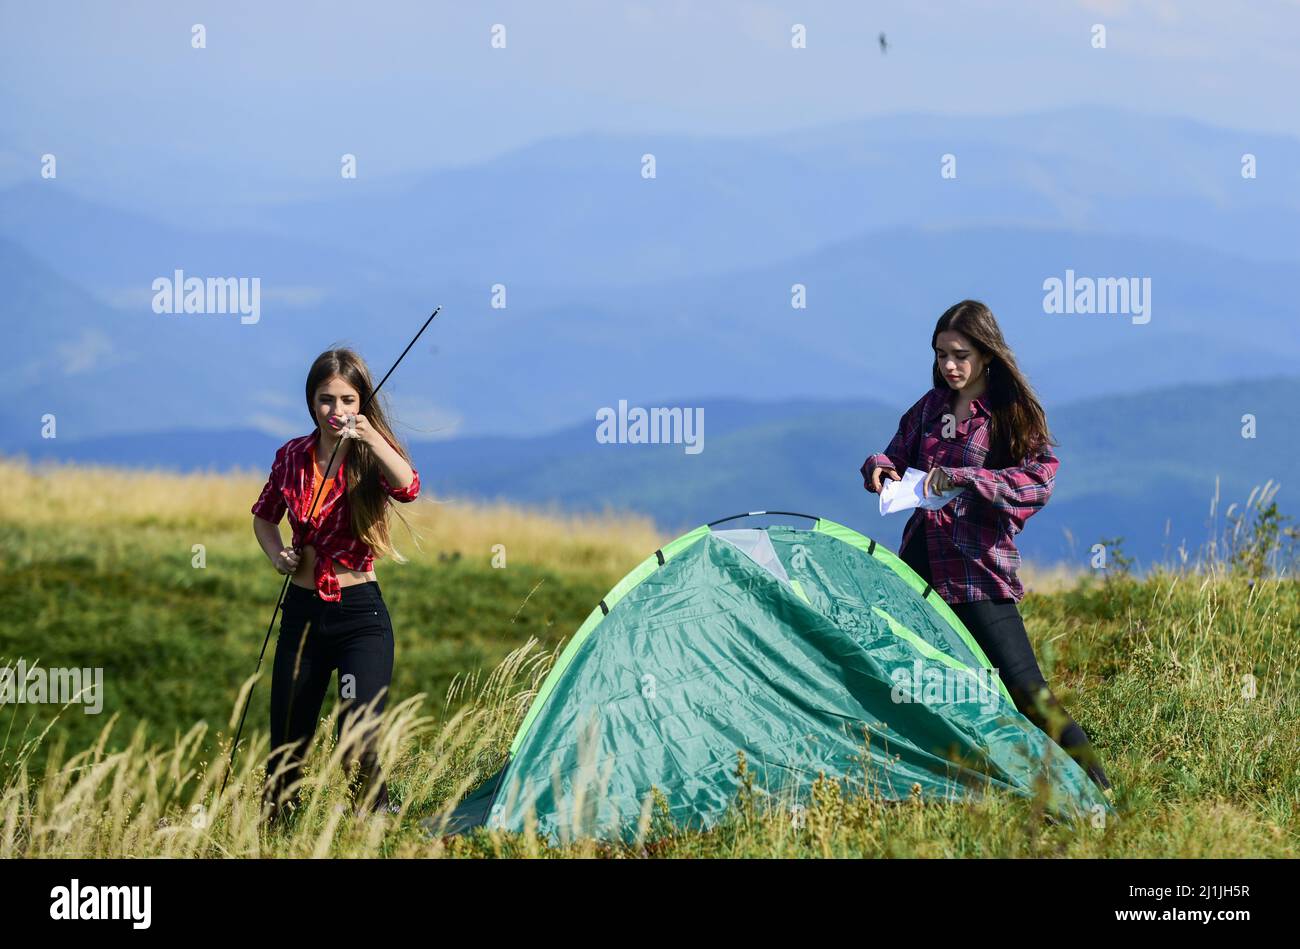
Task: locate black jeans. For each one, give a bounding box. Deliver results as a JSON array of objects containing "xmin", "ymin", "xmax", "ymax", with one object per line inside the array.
[
  {"xmin": 898, "ymin": 527, "xmax": 1111, "ymax": 791},
  {"xmin": 262, "ymin": 580, "xmax": 395, "ymax": 823}
]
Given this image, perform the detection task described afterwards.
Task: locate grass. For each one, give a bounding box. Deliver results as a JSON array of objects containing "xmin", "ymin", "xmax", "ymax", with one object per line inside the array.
[{"xmin": 0, "ymin": 458, "xmax": 1296, "ymax": 857}]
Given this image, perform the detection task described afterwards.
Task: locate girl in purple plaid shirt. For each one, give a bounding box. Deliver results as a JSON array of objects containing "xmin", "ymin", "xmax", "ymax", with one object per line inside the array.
[{"xmin": 862, "ymin": 300, "xmax": 1113, "ymax": 798}]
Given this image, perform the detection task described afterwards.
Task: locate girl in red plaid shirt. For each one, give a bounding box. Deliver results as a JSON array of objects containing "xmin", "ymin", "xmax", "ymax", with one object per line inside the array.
[
  {"xmin": 251, "ymin": 348, "xmax": 421, "ymax": 825},
  {"xmin": 862, "ymin": 300, "xmax": 1113, "ymax": 798}
]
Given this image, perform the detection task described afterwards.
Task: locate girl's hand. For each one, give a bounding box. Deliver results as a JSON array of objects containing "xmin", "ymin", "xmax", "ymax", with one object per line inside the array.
[
  {"xmin": 329, "ymin": 412, "xmax": 378, "ymax": 447},
  {"xmin": 868, "ymin": 465, "xmax": 901, "ymax": 492},
  {"xmin": 923, "ymin": 467, "xmax": 956, "ymax": 497},
  {"xmin": 273, "ymin": 546, "xmax": 301, "ymax": 575}
]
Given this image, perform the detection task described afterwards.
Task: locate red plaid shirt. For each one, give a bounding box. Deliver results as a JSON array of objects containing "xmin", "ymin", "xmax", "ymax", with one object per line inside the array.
[
  {"xmin": 861, "ymin": 385, "xmax": 1058, "ymax": 604},
  {"xmin": 251, "ymin": 431, "xmax": 420, "ymax": 601}
]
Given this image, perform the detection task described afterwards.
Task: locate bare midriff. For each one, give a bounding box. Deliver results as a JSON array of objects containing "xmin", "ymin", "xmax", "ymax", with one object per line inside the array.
[{"xmin": 290, "ymin": 545, "xmax": 377, "ymax": 591}]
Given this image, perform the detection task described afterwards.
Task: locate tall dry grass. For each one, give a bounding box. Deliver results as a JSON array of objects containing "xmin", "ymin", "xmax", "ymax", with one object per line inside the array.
[
  {"xmin": 4, "ymin": 459, "xmax": 1297, "ymax": 857},
  {"xmin": 2, "ymin": 458, "xmax": 665, "ymax": 574},
  {"xmin": 0, "ymin": 635, "xmax": 556, "ymax": 858}
]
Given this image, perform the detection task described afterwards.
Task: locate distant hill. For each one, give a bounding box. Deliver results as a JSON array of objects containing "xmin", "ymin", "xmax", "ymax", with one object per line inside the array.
[
  {"xmin": 4, "ymin": 223, "xmax": 1298, "ymax": 441},
  {"xmin": 3, "ymin": 106, "xmax": 1300, "ymax": 439},
  {"xmin": 11, "ymin": 377, "xmax": 1297, "ymax": 571}
]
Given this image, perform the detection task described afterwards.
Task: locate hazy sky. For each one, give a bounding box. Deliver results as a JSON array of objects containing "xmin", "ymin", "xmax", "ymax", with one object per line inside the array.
[{"xmin": 2, "ymin": 0, "xmax": 1298, "ymax": 208}]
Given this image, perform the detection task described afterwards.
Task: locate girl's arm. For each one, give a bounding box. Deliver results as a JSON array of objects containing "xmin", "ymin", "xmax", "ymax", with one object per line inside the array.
[
  {"xmin": 253, "ymin": 515, "xmax": 300, "ymax": 573},
  {"xmin": 250, "ymin": 445, "xmax": 288, "ymax": 522},
  {"xmin": 250, "ymin": 444, "xmax": 299, "ymax": 572},
  {"xmin": 253, "ymin": 515, "xmax": 282, "ymax": 559},
  {"xmin": 861, "ymin": 392, "xmax": 931, "ymax": 492},
  {"xmin": 349, "ymin": 414, "xmax": 420, "ymax": 500},
  {"xmin": 938, "ymin": 444, "xmax": 1059, "ymax": 532}
]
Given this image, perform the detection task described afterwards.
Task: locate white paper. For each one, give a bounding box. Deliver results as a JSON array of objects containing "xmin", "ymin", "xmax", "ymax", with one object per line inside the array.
[{"xmin": 878, "ymin": 468, "xmax": 964, "ymax": 515}]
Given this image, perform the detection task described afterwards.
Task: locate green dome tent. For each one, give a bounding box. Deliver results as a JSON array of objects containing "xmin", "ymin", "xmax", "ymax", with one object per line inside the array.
[{"xmin": 438, "ymin": 513, "xmax": 1113, "ymax": 843}]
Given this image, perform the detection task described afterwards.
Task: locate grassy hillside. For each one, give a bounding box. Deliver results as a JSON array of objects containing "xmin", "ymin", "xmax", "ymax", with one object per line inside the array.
[{"xmin": 0, "ymin": 460, "xmax": 1296, "ymax": 858}]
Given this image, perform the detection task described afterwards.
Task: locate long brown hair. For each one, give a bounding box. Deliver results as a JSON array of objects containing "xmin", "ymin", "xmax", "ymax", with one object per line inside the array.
[
  {"xmin": 305, "ymin": 348, "xmax": 413, "ymax": 560},
  {"xmin": 930, "ymin": 300, "xmax": 1055, "ymax": 467}
]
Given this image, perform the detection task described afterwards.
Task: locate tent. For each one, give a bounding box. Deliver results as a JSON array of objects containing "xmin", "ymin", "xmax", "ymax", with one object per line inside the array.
[{"xmin": 435, "ymin": 513, "xmax": 1113, "ymax": 843}]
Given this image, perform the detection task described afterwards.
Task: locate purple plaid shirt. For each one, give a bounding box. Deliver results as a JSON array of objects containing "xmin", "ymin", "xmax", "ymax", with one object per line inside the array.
[{"xmin": 861, "ymin": 384, "xmax": 1058, "ymax": 604}]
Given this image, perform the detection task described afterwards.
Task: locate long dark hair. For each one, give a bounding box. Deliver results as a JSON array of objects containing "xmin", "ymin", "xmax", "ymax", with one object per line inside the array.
[
  {"xmin": 930, "ymin": 300, "xmax": 1055, "ymax": 467},
  {"xmin": 305, "ymin": 348, "xmax": 413, "ymax": 559}
]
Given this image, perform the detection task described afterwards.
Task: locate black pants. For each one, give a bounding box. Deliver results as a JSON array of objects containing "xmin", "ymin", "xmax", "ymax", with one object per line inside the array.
[
  {"xmin": 899, "ymin": 527, "xmax": 1111, "ymax": 791},
  {"xmin": 262, "ymin": 580, "xmax": 395, "ymax": 823}
]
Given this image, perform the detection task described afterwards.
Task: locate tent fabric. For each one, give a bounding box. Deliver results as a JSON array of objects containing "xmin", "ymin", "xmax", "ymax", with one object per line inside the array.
[
  {"xmin": 712, "ymin": 528, "xmax": 793, "ymax": 588},
  {"xmin": 438, "ymin": 517, "xmax": 1113, "ymax": 843}
]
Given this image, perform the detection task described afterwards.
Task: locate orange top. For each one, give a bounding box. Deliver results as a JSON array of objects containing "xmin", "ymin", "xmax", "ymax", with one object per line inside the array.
[{"xmin": 307, "ymin": 447, "xmax": 337, "ymax": 520}]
